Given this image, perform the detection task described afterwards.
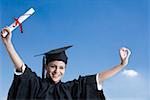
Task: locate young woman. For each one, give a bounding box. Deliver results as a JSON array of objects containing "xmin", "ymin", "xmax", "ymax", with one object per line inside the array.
[{"xmin": 1, "ymin": 27, "xmax": 131, "ymax": 100}]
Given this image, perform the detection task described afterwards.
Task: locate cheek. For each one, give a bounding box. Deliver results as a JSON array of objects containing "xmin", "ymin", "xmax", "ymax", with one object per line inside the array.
[
  {"xmin": 46, "ymin": 67, "xmax": 54, "ymax": 73},
  {"xmin": 60, "ymin": 69, "xmax": 65, "ymax": 75}
]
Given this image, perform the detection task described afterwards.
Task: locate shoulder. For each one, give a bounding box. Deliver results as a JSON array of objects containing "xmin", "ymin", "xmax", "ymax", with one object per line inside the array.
[
  {"xmin": 63, "ymin": 74, "xmax": 97, "ymax": 86},
  {"xmin": 14, "ymin": 64, "xmax": 42, "ymax": 81}
]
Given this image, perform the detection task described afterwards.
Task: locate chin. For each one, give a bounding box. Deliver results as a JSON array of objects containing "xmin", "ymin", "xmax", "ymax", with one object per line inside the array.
[{"xmin": 52, "ymin": 78, "xmax": 61, "ymax": 83}]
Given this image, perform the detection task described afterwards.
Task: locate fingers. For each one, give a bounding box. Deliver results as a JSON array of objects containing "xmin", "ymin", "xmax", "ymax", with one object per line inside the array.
[
  {"xmin": 1, "ymin": 27, "xmax": 10, "ymax": 38},
  {"xmin": 120, "ymin": 47, "xmax": 131, "ymax": 59},
  {"xmin": 126, "ymin": 48, "xmax": 131, "ymax": 59}
]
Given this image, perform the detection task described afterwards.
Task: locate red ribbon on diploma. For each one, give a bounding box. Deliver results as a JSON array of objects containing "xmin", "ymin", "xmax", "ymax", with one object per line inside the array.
[{"xmin": 13, "ymin": 18, "xmax": 23, "ymax": 33}]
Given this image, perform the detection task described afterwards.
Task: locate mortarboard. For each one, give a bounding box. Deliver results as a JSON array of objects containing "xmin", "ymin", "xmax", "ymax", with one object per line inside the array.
[{"xmin": 34, "ymin": 45, "xmax": 73, "ymax": 79}]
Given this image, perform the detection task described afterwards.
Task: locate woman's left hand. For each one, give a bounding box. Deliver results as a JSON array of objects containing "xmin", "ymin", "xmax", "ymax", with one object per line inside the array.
[
  {"xmin": 97, "ymin": 47, "xmax": 131, "ymax": 81},
  {"xmin": 120, "ymin": 47, "xmax": 131, "ymax": 66}
]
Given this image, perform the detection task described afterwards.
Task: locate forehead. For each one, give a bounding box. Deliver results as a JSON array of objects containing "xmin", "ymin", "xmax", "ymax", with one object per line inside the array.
[{"xmin": 48, "ymin": 60, "xmax": 66, "ymax": 66}]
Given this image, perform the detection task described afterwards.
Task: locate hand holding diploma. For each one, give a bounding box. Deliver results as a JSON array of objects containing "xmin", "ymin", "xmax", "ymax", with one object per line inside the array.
[
  {"xmin": 1, "ymin": 8, "xmax": 35, "ymax": 38},
  {"xmin": 1, "ymin": 27, "xmax": 12, "ymax": 45},
  {"xmin": 1, "ymin": 8, "xmax": 35, "ymax": 71}
]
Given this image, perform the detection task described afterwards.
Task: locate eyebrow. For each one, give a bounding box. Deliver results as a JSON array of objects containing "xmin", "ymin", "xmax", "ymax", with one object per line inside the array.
[
  {"xmin": 49, "ymin": 63, "xmax": 65, "ymax": 68},
  {"xmin": 59, "ymin": 65, "xmax": 65, "ymax": 68}
]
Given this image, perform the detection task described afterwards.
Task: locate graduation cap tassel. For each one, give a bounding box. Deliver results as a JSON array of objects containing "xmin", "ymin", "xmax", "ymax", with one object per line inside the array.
[{"xmin": 42, "ymin": 56, "xmax": 46, "ymax": 80}]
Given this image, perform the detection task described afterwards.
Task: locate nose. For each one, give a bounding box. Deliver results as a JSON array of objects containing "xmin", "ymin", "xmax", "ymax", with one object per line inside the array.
[{"xmin": 54, "ymin": 67, "xmax": 59, "ymax": 73}]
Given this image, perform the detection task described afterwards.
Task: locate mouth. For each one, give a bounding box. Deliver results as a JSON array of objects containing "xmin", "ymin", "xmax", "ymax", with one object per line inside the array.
[{"xmin": 52, "ymin": 73, "xmax": 60, "ymax": 78}]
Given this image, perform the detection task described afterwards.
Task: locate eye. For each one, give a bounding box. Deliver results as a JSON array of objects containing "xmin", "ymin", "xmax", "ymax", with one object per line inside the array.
[
  {"xmin": 59, "ymin": 66, "xmax": 65, "ymax": 70},
  {"xmin": 50, "ymin": 65, "xmax": 55, "ymax": 68}
]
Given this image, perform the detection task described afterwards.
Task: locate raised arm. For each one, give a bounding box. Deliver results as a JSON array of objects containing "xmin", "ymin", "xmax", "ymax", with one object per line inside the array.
[
  {"xmin": 1, "ymin": 27, "xmax": 24, "ymax": 71},
  {"xmin": 98, "ymin": 47, "xmax": 131, "ymax": 82}
]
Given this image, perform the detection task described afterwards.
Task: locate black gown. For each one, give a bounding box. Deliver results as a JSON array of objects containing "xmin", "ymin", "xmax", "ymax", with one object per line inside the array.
[{"xmin": 7, "ymin": 64, "xmax": 106, "ymax": 100}]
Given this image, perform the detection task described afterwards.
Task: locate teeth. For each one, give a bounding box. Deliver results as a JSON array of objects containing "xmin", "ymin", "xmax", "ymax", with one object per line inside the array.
[
  {"xmin": 52, "ymin": 73, "xmax": 60, "ymax": 78},
  {"xmin": 53, "ymin": 75, "xmax": 59, "ymax": 78}
]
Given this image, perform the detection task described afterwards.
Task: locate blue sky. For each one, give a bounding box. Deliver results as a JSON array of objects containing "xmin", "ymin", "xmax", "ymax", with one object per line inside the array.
[{"xmin": 0, "ymin": 0, "xmax": 149, "ymax": 99}]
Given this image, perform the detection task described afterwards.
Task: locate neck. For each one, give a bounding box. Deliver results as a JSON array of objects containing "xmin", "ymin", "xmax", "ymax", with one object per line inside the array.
[{"xmin": 46, "ymin": 74, "xmax": 60, "ymax": 84}]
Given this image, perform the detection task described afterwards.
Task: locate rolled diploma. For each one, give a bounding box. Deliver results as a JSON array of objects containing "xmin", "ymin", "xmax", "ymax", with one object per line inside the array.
[{"xmin": 2, "ymin": 8, "xmax": 35, "ymax": 37}]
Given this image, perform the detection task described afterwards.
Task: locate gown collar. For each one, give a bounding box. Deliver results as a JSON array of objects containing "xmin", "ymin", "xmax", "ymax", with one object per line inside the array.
[{"xmin": 45, "ymin": 76, "xmax": 61, "ymax": 85}]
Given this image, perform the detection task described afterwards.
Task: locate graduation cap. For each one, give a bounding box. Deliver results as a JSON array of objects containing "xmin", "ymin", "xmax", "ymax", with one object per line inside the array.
[{"xmin": 34, "ymin": 45, "xmax": 73, "ymax": 79}]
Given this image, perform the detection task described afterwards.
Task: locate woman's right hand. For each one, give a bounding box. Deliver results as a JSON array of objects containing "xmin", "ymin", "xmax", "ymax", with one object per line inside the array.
[
  {"xmin": 1, "ymin": 27, "xmax": 24, "ymax": 71},
  {"xmin": 1, "ymin": 27, "xmax": 12, "ymax": 44}
]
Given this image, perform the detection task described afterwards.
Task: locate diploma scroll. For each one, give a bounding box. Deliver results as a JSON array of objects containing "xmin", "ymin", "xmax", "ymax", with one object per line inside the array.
[{"xmin": 1, "ymin": 8, "xmax": 35, "ymax": 37}]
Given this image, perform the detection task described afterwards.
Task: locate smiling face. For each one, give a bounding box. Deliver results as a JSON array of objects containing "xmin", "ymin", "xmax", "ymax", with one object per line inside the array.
[{"xmin": 46, "ymin": 60, "xmax": 66, "ymax": 84}]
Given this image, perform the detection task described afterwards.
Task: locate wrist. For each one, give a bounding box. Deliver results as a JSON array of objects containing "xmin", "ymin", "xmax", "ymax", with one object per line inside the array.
[
  {"xmin": 120, "ymin": 62, "xmax": 127, "ymax": 67},
  {"xmin": 4, "ymin": 40, "xmax": 12, "ymax": 46}
]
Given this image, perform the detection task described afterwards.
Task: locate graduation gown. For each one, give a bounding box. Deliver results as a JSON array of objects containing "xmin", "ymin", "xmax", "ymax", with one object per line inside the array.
[{"xmin": 7, "ymin": 65, "xmax": 106, "ymax": 100}]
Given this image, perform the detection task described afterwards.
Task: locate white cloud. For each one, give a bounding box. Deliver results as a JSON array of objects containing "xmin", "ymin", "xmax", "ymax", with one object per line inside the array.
[{"xmin": 122, "ymin": 69, "xmax": 138, "ymax": 77}]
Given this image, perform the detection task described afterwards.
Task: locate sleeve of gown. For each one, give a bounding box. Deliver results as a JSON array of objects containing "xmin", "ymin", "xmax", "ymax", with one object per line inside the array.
[
  {"xmin": 96, "ymin": 73, "xmax": 103, "ymax": 90},
  {"xmin": 14, "ymin": 63, "xmax": 26, "ymax": 75},
  {"xmin": 64, "ymin": 74, "xmax": 106, "ymax": 99},
  {"xmin": 7, "ymin": 64, "xmax": 41, "ymax": 99}
]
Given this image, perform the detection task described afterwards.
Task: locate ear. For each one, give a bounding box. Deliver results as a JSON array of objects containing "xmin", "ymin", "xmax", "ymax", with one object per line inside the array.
[{"xmin": 45, "ymin": 64, "xmax": 48, "ymax": 71}]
